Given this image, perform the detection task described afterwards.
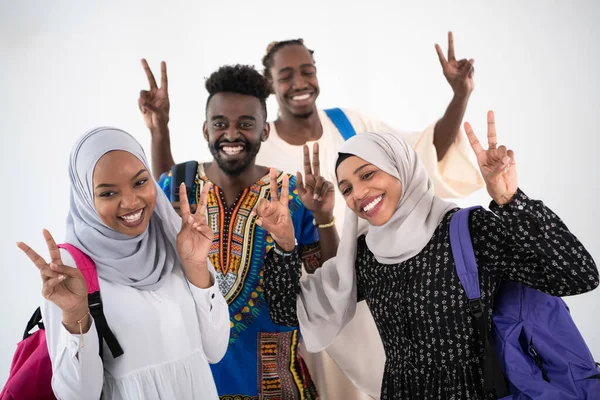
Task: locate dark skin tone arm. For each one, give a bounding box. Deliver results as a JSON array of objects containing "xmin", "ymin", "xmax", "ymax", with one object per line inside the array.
[
  {"xmin": 433, "ymin": 31, "xmax": 475, "ymax": 161},
  {"xmin": 252, "ymin": 148, "xmax": 339, "ymax": 271},
  {"xmin": 138, "ymin": 58, "xmax": 175, "ymax": 179}
]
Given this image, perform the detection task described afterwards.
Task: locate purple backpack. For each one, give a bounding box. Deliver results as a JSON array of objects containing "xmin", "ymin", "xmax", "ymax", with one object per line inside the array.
[
  {"xmin": 1, "ymin": 244, "xmax": 123, "ymax": 400},
  {"xmin": 450, "ymin": 207, "xmax": 600, "ymax": 399}
]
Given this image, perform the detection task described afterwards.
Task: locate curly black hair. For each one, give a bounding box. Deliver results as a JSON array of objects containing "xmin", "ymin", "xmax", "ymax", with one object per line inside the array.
[
  {"xmin": 261, "ymin": 39, "xmax": 315, "ymax": 82},
  {"xmin": 205, "ymin": 64, "xmax": 270, "ymax": 121}
]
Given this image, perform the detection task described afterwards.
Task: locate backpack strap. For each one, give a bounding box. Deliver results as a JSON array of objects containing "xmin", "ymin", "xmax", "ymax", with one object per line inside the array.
[
  {"xmin": 449, "ymin": 207, "xmax": 509, "ymax": 399},
  {"xmin": 170, "ymin": 160, "xmax": 199, "ymax": 203},
  {"xmin": 324, "ymin": 108, "xmax": 357, "ymax": 141},
  {"xmin": 58, "ymin": 243, "xmax": 124, "ymax": 359}
]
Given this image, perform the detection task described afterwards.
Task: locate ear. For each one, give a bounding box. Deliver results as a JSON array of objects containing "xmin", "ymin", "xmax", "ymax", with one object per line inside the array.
[
  {"xmin": 202, "ymin": 121, "xmax": 209, "ymax": 142},
  {"xmin": 261, "ymin": 121, "xmax": 270, "ymax": 142}
]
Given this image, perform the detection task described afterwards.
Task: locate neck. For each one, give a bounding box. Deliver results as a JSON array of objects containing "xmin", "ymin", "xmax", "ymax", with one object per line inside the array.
[
  {"xmin": 203, "ymin": 161, "xmax": 268, "ymax": 206},
  {"xmin": 274, "ymin": 106, "xmax": 323, "ymax": 145}
]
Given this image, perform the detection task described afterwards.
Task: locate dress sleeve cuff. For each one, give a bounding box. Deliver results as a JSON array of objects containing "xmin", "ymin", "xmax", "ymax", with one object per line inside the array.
[
  {"xmin": 56, "ymin": 318, "xmax": 100, "ymax": 361},
  {"xmin": 412, "ymin": 123, "xmax": 485, "ymax": 199}
]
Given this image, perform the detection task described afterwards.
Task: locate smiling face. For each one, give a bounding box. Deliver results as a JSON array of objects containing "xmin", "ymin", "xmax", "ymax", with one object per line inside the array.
[
  {"xmin": 93, "ymin": 150, "xmax": 156, "ymax": 236},
  {"xmin": 203, "ymin": 91, "xmax": 269, "ymax": 176},
  {"xmin": 336, "ymin": 155, "xmax": 403, "ymax": 226},
  {"xmin": 268, "ymin": 44, "xmax": 319, "ymax": 118}
]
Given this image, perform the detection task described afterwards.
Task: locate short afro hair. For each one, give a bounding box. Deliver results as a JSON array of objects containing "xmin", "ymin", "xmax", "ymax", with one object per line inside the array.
[{"xmin": 205, "ymin": 64, "xmax": 270, "ymax": 121}]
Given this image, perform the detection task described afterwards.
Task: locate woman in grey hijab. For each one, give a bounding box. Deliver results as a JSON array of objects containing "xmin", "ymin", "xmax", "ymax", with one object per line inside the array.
[
  {"xmin": 257, "ymin": 112, "xmax": 598, "ymax": 399},
  {"xmin": 17, "ymin": 127, "xmax": 230, "ymax": 400}
]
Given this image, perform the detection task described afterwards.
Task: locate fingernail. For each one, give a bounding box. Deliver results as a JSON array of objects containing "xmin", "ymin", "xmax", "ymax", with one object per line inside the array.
[
  {"xmin": 318, "ymin": 197, "xmax": 323, "ymax": 201},
  {"xmin": 503, "ymin": 157, "xmax": 510, "ymax": 164},
  {"xmin": 188, "ymin": 216, "xmax": 194, "ymax": 223},
  {"xmin": 313, "ymin": 194, "xmax": 318, "ymax": 200},
  {"xmin": 50, "ymin": 263, "xmax": 57, "ymax": 269},
  {"xmin": 256, "ymin": 219, "xmax": 262, "ymax": 226},
  {"xmin": 58, "ymin": 275, "xmax": 66, "ymax": 281}
]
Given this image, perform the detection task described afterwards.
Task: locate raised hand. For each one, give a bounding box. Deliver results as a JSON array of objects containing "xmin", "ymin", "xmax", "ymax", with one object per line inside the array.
[
  {"xmin": 176, "ymin": 182, "xmax": 214, "ymax": 272},
  {"xmin": 138, "ymin": 59, "xmax": 170, "ymax": 131},
  {"xmin": 297, "ymin": 143, "xmax": 335, "ymax": 224},
  {"xmin": 464, "ymin": 111, "xmax": 517, "ymax": 205},
  {"xmin": 252, "ymin": 169, "xmax": 296, "ymax": 251},
  {"xmin": 435, "ymin": 31, "xmax": 474, "ymax": 98},
  {"xmin": 17, "ymin": 230, "xmax": 88, "ymax": 315}
]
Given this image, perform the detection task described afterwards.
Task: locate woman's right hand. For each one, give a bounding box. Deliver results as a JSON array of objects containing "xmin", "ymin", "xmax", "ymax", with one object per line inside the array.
[{"xmin": 17, "ymin": 229, "xmax": 88, "ymax": 317}]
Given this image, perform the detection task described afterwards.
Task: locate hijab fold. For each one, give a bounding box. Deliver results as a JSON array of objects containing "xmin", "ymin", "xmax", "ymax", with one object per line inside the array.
[
  {"xmin": 65, "ymin": 127, "xmax": 182, "ymax": 291},
  {"xmin": 297, "ymin": 132, "xmax": 456, "ymax": 352}
]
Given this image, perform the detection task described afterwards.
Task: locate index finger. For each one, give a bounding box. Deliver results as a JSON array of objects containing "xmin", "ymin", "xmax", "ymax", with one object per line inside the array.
[
  {"xmin": 160, "ymin": 61, "xmax": 168, "ymax": 89},
  {"xmin": 43, "ymin": 229, "xmax": 63, "ymax": 265},
  {"xmin": 487, "ymin": 110, "xmax": 497, "ymax": 149},
  {"xmin": 434, "ymin": 44, "xmax": 447, "ymax": 67},
  {"xmin": 464, "ymin": 122, "xmax": 485, "ymax": 156},
  {"xmin": 16, "ymin": 242, "xmax": 47, "ymax": 270},
  {"xmin": 141, "ymin": 58, "xmax": 158, "ymax": 89},
  {"xmin": 312, "ymin": 143, "xmax": 321, "ymax": 177},
  {"xmin": 179, "ymin": 183, "xmax": 191, "ymax": 219},
  {"xmin": 303, "ymin": 145, "xmax": 312, "ymax": 176},
  {"xmin": 447, "ymin": 31, "xmax": 456, "ymax": 61}
]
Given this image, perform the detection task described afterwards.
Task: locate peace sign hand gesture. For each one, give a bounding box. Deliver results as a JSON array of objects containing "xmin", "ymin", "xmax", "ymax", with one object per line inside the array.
[
  {"xmin": 252, "ymin": 169, "xmax": 296, "ymax": 252},
  {"xmin": 138, "ymin": 59, "xmax": 170, "ymax": 131},
  {"xmin": 17, "ymin": 230, "xmax": 88, "ymax": 316},
  {"xmin": 297, "ymin": 143, "xmax": 335, "ymax": 224},
  {"xmin": 177, "ymin": 182, "xmax": 214, "ymax": 273},
  {"xmin": 464, "ymin": 111, "xmax": 518, "ymax": 205},
  {"xmin": 435, "ymin": 31, "xmax": 475, "ymax": 98}
]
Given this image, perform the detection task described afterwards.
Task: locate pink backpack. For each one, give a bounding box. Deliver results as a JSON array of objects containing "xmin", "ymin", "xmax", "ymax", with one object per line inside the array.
[{"xmin": 1, "ymin": 244, "xmax": 123, "ymax": 400}]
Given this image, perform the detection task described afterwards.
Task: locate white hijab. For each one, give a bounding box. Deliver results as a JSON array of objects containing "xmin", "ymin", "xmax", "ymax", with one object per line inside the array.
[
  {"xmin": 65, "ymin": 127, "xmax": 182, "ymax": 291},
  {"xmin": 297, "ymin": 132, "xmax": 456, "ymax": 352}
]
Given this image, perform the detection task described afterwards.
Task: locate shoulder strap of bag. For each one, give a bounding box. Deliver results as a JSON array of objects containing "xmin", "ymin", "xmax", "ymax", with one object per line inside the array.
[
  {"xmin": 324, "ymin": 108, "xmax": 357, "ymax": 141},
  {"xmin": 58, "ymin": 243, "xmax": 124, "ymax": 359},
  {"xmin": 170, "ymin": 160, "xmax": 199, "ymax": 203},
  {"xmin": 449, "ymin": 207, "xmax": 509, "ymax": 398}
]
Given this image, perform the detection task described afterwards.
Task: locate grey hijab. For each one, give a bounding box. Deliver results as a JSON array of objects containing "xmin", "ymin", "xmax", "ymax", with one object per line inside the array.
[
  {"xmin": 65, "ymin": 127, "xmax": 182, "ymax": 291},
  {"xmin": 297, "ymin": 132, "xmax": 456, "ymax": 352}
]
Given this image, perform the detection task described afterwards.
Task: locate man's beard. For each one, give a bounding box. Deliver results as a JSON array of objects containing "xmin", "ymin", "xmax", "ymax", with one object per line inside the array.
[
  {"xmin": 292, "ymin": 110, "xmax": 314, "ymax": 119},
  {"xmin": 208, "ymin": 141, "xmax": 261, "ymax": 177}
]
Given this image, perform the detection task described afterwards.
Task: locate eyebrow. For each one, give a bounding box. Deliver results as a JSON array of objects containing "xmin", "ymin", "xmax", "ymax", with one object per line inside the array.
[
  {"xmin": 94, "ymin": 169, "xmax": 148, "ymax": 190},
  {"xmin": 211, "ymin": 115, "xmax": 257, "ymax": 121},
  {"xmin": 337, "ymin": 163, "xmax": 372, "ymax": 186}
]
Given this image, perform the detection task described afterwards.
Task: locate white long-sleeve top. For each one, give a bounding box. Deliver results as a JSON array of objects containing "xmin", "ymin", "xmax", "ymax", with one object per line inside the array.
[{"xmin": 40, "ymin": 248, "xmax": 230, "ymax": 400}]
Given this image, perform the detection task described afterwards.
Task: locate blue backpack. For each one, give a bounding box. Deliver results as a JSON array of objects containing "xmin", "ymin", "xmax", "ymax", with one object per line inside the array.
[{"xmin": 450, "ymin": 206, "xmax": 600, "ymax": 399}]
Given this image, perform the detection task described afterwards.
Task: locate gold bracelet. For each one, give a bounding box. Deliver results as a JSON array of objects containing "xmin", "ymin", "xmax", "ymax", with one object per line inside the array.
[
  {"xmin": 63, "ymin": 312, "xmax": 90, "ymax": 349},
  {"xmin": 313, "ymin": 217, "xmax": 335, "ymax": 229}
]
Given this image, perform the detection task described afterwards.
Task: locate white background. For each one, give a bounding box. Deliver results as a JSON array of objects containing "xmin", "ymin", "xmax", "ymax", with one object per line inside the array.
[{"xmin": 1, "ymin": 0, "xmax": 598, "ymax": 389}]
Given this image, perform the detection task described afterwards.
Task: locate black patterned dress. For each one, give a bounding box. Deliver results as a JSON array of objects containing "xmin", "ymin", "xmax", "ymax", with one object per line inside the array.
[{"xmin": 263, "ymin": 189, "xmax": 599, "ymax": 399}]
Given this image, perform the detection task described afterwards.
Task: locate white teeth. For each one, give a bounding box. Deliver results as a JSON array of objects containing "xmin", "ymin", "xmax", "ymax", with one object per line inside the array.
[
  {"xmin": 362, "ymin": 196, "xmax": 382, "ymax": 213},
  {"xmin": 292, "ymin": 94, "xmax": 311, "ymax": 101},
  {"xmin": 120, "ymin": 209, "xmax": 143, "ymax": 222},
  {"xmin": 222, "ymin": 146, "xmax": 243, "ymax": 155}
]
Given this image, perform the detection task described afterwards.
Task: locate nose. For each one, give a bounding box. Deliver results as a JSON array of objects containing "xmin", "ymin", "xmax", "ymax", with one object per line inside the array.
[
  {"xmin": 291, "ymin": 72, "xmax": 308, "ymax": 89},
  {"xmin": 120, "ymin": 189, "xmax": 141, "ymax": 210},
  {"xmin": 223, "ymin": 125, "xmax": 242, "ymax": 142},
  {"xmin": 352, "ymin": 182, "xmax": 369, "ymax": 203}
]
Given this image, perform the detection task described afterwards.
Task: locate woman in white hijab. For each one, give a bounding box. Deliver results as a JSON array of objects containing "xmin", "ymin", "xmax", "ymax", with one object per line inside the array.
[
  {"xmin": 17, "ymin": 127, "xmax": 230, "ymax": 400},
  {"xmin": 256, "ymin": 112, "xmax": 598, "ymax": 399}
]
